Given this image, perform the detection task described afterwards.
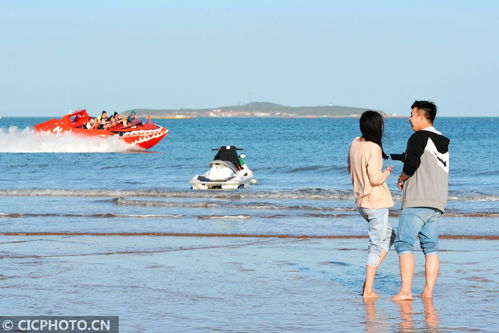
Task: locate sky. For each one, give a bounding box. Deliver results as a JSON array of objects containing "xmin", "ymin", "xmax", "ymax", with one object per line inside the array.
[{"xmin": 1, "ymin": 0, "xmax": 498, "ymax": 117}]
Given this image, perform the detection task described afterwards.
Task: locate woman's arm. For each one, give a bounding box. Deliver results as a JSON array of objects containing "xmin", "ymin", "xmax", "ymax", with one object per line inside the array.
[{"xmin": 366, "ymin": 147, "xmax": 392, "ymax": 186}]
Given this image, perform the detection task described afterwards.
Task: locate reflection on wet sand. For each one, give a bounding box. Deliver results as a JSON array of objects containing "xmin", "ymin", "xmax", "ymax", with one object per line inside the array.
[
  {"xmin": 362, "ymin": 298, "xmax": 440, "ymax": 333},
  {"xmin": 422, "ymin": 298, "xmax": 440, "ymax": 332},
  {"xmin": 393, "ymin": 299, "xmax": 440, "ymax": 333},
  {"xmin": 363, "ymin": 299, "xmax": 388, "ymax": 333},
  {"xmin": 396, "ymin": 301, "xmax": 414, "ymax": 333}
]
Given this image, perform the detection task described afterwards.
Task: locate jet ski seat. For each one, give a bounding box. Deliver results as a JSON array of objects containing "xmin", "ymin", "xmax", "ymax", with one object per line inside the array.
[
  {"xmin": 214, "ymin": 146, "xmax": 242, "ymax": 170},
  {"xmin": 197, "ymin": 175, "xmax": 235, "ymax": 182}
]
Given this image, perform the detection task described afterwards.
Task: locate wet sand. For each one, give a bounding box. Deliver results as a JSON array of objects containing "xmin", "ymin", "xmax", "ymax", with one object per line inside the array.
[
  {"xmin": 0, "ymin": 235, "xmax": 497, "ymax": 332},
  {"xmin": 0, "ymin": 231, "xmax": 498, "ymax": 240}
]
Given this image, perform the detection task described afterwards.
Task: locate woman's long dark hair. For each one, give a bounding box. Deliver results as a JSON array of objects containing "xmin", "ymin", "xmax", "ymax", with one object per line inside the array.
[{"xmin": 359, "ymin": 111, "xmax": 388, "ymax": 159}]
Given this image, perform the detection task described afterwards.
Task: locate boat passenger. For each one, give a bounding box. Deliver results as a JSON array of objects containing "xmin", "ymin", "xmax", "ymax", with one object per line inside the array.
[
  {"xmin": 96, "ymin": 111, "xmax": 111, "ymax": 129},
  {"xmin": 114, "ymin": 112, "xmax": 128, "ymax": 127},
  {"xmin": 104, "ymin": 115, "xmax": 119, "ymax": 130},
  {"xmin": 127, "ymin": 111, "xmax": 143, "ymax": 126},
  {"xmin": 85, "ymin": 117, "xmax": 99, "ymax": 130},
  {"xmin": 96, "ymin": 110, "xmax": 108, "ymax": 122},
  {"xmin": 99, "ymin": 117, "xmax": 109, "ymax": 129}
]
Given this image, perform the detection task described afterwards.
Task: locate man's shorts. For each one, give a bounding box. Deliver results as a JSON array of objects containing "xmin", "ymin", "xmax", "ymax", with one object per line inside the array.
[{"xmin": 394, "ymin": 207, "xmax": 442, "ymax": 256}]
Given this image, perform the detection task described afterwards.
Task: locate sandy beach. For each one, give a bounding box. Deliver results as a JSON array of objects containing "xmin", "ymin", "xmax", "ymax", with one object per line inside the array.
[{"xmin": 1, "ymin": 235, "xmax": 497, "ymax": 332}]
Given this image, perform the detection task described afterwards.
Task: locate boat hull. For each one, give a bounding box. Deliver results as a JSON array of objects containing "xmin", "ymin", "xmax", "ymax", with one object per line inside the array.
[
  {"xmin": 190, "ymin": 178, "xmax": 254, "ymax": 190},
  {"xmin": 190, "ymin": 163, "xmax": 256, "ymax": 190},
  {"xmin": 121, "ymin": 127, "xmax": 168, "ymax": 149},
  {"xmin": 34, "ymin": 110, "xmax": 168, "ymax": 150}
]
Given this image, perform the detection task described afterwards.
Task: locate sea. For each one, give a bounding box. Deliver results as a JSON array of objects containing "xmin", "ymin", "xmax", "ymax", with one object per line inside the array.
[
  {"xmin": 0, "ymin": 116, "xmax": 498, "ymax": 332},
  {"xmin": 0, "ymin": 116, "xmax": 497, "ymax": 237}
]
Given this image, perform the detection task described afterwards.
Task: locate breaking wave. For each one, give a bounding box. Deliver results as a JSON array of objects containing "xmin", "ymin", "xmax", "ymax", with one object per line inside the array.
[
  {"xmin": 0, "ymin": 212, "xmax": 184, "ymax": 219},
  {"xmin": 0, "ymin": 188, "xmax": 354, "ymax": 200},
  {"xmin": 1, "ymin": 210, "xmax": 497, "ymax": 220},
  {"xmin": 113, "ymin": 198, "xmax": 499, "ymax": 217},
  {"xmin": 0, "ymin": 126, "xmax": 140, "ymax": 153},
  {"xmin": 198, "ymin": 215, "xmax": 252, "ymax": 220},
  {"xmin": 113, "ymin": 197, "xmax": 357, "ymax": 211},
  {"xmin": 0, "ymin": 188, "xmax": 498, "ymax": 202}
]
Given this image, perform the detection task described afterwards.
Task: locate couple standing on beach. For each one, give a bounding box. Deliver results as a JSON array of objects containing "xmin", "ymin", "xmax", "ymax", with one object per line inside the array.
[{"xmin": 348, "ymin": 101, "xmax": 450, "ymax": 300}]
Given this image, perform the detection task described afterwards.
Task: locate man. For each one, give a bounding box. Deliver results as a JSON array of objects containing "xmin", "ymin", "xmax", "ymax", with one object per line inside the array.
[
  {"xmin": 392, "ymin": 101, "xmax": 450, "ymax": 301},
  {"xmin": 96, "ymin": 110, "xmax": 108, "ymax": 122},
  {"xmin": 127, "ymin": 110, "xmax": 143, "ymax": 126},
  {"xmin": 97, "ymin": 111, "xmax": 109, "ymax": 129}
]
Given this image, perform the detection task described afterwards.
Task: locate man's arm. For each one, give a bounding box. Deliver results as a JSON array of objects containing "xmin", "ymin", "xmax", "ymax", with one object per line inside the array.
[{"xmin": 398, "ymin": 132, "xmax": 427, "ymax": 189}]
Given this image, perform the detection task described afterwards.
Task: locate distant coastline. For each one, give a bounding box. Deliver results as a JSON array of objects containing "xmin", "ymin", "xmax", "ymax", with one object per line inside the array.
[{"xmin": 126, "ymin": 102, "xmax": 399, "ymax": 119}]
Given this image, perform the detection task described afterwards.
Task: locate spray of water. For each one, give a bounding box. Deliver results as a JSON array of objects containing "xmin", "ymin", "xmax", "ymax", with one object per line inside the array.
[{"xmin": 0, "ymin": 126, "xmax": 142, "ymax": 153}]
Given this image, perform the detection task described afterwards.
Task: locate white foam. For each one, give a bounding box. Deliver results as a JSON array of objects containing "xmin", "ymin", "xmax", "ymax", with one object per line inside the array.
[
  {"xmin": 0, "ymin": 126, "xmax": 141, "ymax": 153},
  {"xmin": 0, "ymin": 188, "xmax": 496, "ymax": 202}
]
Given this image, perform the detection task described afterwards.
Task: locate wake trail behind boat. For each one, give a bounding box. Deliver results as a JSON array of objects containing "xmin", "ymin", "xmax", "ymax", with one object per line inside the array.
[{"xmin": 0, "ymin": 126, "xmax": 140, "ymax": 153}]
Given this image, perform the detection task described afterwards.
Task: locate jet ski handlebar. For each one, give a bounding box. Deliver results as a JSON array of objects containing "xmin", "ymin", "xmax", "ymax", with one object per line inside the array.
[{"xmin": 211, "ymin": 147, "xmax": 243, "ymax": 151}]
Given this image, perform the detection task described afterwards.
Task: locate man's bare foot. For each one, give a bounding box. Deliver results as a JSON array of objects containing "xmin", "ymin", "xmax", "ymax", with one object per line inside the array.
[
  {"xmin": 363, "ymin": 291, "xmax": 379, "ymax": 299},
  {"xmin": 418, "ymin": 286, "xmax": 434, "ymax": 298},
  {"xmin": 391, "ymin": 292, "xmax": 413, "ymax": 301}
]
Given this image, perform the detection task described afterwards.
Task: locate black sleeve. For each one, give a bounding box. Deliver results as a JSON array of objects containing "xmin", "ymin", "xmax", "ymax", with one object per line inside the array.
[{"xmin": 403, "ymin": 132, "xmax": 428, "ymax": 176}]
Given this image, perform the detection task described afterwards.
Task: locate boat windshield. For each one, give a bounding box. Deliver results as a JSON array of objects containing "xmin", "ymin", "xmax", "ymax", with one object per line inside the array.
[{"xmin": 69, "ymin": 112, "xmax": 89, "ymax": 128}]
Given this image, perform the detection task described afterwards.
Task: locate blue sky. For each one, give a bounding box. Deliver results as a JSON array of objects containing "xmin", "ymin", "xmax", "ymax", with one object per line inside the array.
[{"xmin": 1, "ymin": 0, "xmax": 498, "ymax": 116}]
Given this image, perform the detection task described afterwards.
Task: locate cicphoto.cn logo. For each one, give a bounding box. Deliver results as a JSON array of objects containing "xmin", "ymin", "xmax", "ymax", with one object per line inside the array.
[
  {"xmin": 1, "ymin": 320, "xmax": 13, "ymax": 331},
  {"xmin": 0, "ymin": 316, "xmax": 119, "ymax": 333}
]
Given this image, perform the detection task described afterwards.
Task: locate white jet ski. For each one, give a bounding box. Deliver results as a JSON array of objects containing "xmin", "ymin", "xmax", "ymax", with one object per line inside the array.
[{"xmin": 190, "ymin": 146, "xmax": 256, "ymax": 190}]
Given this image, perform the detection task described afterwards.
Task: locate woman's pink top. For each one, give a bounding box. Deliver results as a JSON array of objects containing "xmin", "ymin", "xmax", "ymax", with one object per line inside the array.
[{"xmin": 348, "ymin": 137, "xmax": 394, "ymax": 208}]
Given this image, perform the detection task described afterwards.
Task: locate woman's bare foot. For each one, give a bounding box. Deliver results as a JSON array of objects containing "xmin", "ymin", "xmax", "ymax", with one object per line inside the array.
[
  {"xmin": 363, "ymin": 291, "xmax": 379, "ymax": 299},
  {"xmin": 391, "ymin": 292, "xmax": 413, "ymax": 301}
]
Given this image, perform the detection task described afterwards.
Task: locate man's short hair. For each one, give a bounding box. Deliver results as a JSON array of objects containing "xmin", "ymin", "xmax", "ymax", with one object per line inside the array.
[{"xmin": 411, "ymin": 101, "xmax": 437, "ymax": 123}]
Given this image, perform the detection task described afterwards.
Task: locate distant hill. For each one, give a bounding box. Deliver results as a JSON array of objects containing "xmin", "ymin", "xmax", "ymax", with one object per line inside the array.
[{"xmin": 125, "ymin": 102, "xmax": 391, "ymax": 118}]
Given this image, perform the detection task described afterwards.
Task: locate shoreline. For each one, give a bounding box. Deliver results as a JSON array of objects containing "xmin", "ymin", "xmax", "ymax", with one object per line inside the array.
[{"xmin": 0, "ymin": 231, "xmax": 497, "ymax": 240}]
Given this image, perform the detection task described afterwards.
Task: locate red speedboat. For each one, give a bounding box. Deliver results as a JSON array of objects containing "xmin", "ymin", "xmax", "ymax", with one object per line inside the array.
[{"xmin": 34, "ymin": 110, "xmax": 168, "ymax": 150}]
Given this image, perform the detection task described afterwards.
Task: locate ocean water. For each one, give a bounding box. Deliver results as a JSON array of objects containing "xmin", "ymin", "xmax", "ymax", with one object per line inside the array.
[
  {"xmin": 1, "ymin": 116, "xmax": 498, "ymax": 332},
  {"xmin": 0, "ymin": 116, "xmax": 498, "ymax": 237}
]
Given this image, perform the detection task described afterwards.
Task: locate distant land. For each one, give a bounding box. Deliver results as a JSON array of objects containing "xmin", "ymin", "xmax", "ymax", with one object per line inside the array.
[{"xmin": 126, "ymin": 102, "xmax": 398, "ymax": 119}]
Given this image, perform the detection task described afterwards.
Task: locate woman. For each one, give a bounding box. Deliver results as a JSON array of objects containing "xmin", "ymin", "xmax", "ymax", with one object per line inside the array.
[
  {"xmin": 348, "ymin": 110, "xmax": 394, "ymax": 298},
  {"xmin": 85, "ymin": 117, "xmax": 99, "ymax": 130}
]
